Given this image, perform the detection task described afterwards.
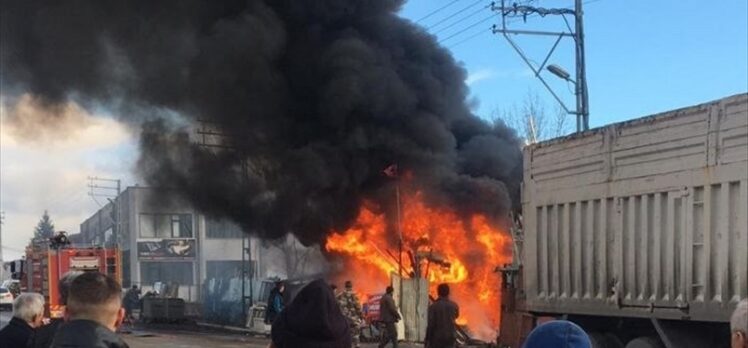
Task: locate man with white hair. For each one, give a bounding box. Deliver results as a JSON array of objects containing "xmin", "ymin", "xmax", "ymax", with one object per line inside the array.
[
  {"xmin": 0, "ymin": 292, "xmax": 46, "ymax": 347},
  {"xmin": 733, "ymin": 299, "xmax": 748, "ymax": 348}
]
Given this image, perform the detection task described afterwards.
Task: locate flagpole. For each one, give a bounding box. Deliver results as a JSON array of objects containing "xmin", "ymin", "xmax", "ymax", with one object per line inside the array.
[
  {"xmin": 384, "ymin": 163, "xmax": 405, "ymax": 339},
  {"xmin": 395, "ymin": 174, "xmax": 404, "ymax": 332},
  {"xmin": 396, "ymin": 177, "xmax": 402, "ymax": 278}
]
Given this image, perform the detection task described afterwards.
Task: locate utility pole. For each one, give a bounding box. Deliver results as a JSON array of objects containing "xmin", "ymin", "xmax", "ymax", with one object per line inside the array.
[
  {"xmin": 196, "ymin": 120, "xmax": 255, "ymax": 321},
  {"xmin": 492, "ymin": 0, "xmax": 590, "ymax": 131},
  {"xmin": 0, "ymin": 211, "xmax": 5, "ymax": 279},
  {"xmin": 574, "ymin": 0, "xmax": 590, "ymax": 131},
  {"xmin": 88, "ymin": 177, "xmax": 121, "ymax": 246}
]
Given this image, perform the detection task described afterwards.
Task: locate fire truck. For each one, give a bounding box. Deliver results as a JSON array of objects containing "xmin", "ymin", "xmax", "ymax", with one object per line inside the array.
[{"xmin": 21, "ymin": 232, "xmax": 122, "ymax": 318}]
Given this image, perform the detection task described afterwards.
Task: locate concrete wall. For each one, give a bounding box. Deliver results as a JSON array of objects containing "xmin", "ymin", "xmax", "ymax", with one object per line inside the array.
[{"xmin": 393, "ymin": 275, "xmax": 428, "ymax": 342}]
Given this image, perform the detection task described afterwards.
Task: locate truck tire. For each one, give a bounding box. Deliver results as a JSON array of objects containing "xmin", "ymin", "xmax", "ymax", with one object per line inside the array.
[
  {"xmin": 588, "ymin": 332, "xmax": 624, "ymax": 348},
  {"xmin": 624, "ymin": 337, "xmax": 664, "ymax": 348},
  {"xmin": 604, "ymin": 333, "xmax": 624, "ymax": 348},
  {"xmin": 589, "ymin": 332, "xmax": 608, "ymax": 348}
]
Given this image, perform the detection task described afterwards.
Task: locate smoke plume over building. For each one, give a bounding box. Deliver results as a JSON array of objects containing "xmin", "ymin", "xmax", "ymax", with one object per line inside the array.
[{"xmin": 0, "ymin": 0, "xmax": 522, "ymax": 245}]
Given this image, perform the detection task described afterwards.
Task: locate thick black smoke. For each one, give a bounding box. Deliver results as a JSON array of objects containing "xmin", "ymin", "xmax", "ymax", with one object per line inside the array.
[{"xmin": 1, "ymin": 0, "xmax": 523, "ymax": 245}]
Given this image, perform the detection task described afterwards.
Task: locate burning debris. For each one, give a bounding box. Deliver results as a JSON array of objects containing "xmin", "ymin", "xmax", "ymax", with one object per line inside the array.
[
  {"xmin": 1, "ymin": 0, "xmax": 522, "ymax": 340},
  {"xmin": 326, "ymin": 191, "xmax": 512, "ymax": 341}
]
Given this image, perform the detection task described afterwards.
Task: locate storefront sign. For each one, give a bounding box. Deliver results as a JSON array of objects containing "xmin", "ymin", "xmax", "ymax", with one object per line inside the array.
[{"xmin": 137, "ymin": 239, "xmax": 196, "ymax": 260}]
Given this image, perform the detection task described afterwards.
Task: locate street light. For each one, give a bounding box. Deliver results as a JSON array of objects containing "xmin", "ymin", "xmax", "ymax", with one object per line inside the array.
[{"xmin": 547, "ymin": 64, "xmax": 572, "ymax": 82}]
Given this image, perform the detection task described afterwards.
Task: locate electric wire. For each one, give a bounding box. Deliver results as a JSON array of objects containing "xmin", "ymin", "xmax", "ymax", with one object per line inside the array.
[{"xmin": 416, "ymin": 0, "xmax": 465, "ymax": 23}]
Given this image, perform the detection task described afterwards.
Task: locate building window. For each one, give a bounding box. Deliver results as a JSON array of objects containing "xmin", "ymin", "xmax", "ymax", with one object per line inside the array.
[
  {"xmin": 205, "ymin": 218, "xmax": 244, "ymax": 239},
  {"xmin": 139, "ymin": 214, "xmax": 193, "ymax": 238},
  {"xmin": 206, "ymin": 261, "xmax": 242, "ymax": 279},
  {"xmin": 140, "ymin": 261, "xmax": 194, "ymax": 285}
]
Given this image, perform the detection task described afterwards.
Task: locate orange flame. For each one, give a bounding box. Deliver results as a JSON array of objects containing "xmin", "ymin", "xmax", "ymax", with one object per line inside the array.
[{"xmin": 325, "ymin": 192, "xmax": 512, "ymax": 341}]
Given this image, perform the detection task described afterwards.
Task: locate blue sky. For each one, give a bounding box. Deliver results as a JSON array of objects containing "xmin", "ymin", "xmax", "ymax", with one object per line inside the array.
[{"xmin": 399, "ymin": 0, "xmax": 748, "ymax": 128}]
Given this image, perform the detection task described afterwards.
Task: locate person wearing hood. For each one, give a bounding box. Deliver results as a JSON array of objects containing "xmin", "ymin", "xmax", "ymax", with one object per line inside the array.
[
  {"xmin": 269, "ymin": 279, "xmax": 351, "ymax": 348},
  {"xmin": 265, "ymin": 281, "xmax": 285, "ymax": 325},
  {"xmin": 522, "ymin": 320, "xmax": 592, "ymax": 348}
]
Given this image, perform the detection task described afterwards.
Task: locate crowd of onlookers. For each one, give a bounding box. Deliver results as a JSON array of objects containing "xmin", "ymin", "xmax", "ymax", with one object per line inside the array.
[
  {"xmin": 0, "ymin": 271, "xmax": 745, "ymax": 348},
  {"xmin": 0, "ymin": 272, "xmax": 129, "ymax": 348}
]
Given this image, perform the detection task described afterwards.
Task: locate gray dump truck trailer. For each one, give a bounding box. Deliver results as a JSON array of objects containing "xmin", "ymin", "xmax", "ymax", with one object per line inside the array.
[{"xmin": 499, "ymin": 94, "xmax": 748, "ymax": 348}]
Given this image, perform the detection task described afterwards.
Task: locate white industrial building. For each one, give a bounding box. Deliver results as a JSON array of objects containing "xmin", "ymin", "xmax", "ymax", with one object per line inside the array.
[{"xmin": 79, "ymin": 186, "xmax": 326, "ymax": 305}]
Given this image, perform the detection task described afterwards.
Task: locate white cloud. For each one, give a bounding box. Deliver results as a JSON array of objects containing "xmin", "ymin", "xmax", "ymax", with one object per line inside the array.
[
  {"xmin": 1, "ymin": 94, "xmax": 131, "ymax": 150},
  {"xmin": 466, "ymin": 68, "xmax": 537, "ymax": 86},
  {"xmin": 466, "ymin": 68, "xmax": 498, "ymax": 86},
  {"xmin": 1, "ymin": 95, "xmax": 137, "ymax": 259}
]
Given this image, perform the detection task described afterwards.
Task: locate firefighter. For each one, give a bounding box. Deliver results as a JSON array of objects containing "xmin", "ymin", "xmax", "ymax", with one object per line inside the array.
[{"xmin": 337, "ymin": 280, "xmax": 364, "ymax": 348}]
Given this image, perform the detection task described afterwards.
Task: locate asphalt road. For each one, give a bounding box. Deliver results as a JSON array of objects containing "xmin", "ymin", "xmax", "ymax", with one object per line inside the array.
[
  {"xmin": 122, "ymin": 328, "xmax": 424, "ymax": 348},
  {"xmin": 123, "ymin": 329, "xmax": 272, "ymax": 348},
  {"xmin": 1, "ymin": 312, "xmax": 422, "ymax": 348}
]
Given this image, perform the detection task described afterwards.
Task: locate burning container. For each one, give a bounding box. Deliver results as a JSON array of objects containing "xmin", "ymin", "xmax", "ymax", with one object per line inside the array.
[{"xmin": 500, "ymin": 94, "xmax": 748, "ymax": 348}]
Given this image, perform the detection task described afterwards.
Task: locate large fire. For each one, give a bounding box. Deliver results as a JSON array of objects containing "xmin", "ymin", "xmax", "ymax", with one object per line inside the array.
[{"xmin": 325, "ymin": 192, "xmax": 512, "ymax": 341}]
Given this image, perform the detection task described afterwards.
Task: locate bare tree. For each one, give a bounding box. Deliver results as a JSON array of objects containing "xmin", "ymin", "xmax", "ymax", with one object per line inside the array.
[
  {"xmin": 268, "ymin": 234, "xmax": 321, "ymax": 279},
  {"xmin": 493, "ymin": 90, "xmax": 572, "ymax": 144}
]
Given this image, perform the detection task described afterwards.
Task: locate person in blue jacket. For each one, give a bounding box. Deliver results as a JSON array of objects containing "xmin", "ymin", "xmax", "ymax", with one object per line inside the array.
[
  {"xmin": 265, "ymin": 281, "xmax": 285, "ymax": 325},
  {"xmin": 523, "ymin": 320, "xmax": 592, "ymax": 348}
]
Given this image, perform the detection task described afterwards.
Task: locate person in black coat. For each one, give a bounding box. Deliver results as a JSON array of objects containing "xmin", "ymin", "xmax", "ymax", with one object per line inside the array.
[
  {"xmin": 269, "ymin": 279, "xmax": 351, "ymax": 348},
  {"xmin": 378, "ymin": 286, "xmax": 401, "ymax": 348},
  {"xmin": 31, "ymin": 271, "xmax": 81, "ymax": 348},
  {"xmin": 424, "ymin": 283, "xmax": 460, "ymax": 348},
  {"xmin": 50, "ymin": 272, "xmax": 129, "ymax": 348},
  {"xmin": 265, "ymin": 281, "xmax": 285, "ymax": 325},
  {"xmin": 0, "ymin": 293, "xmax": 46, "ymax": 348}
]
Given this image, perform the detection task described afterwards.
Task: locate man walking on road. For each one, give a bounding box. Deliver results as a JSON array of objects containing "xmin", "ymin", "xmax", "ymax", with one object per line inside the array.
[
  {"xmin": 378, "ymin": 286, "xmax": 401, "ymax": 348},
  {"xmin": 337, "ymin": 280, "xmax": 364, "ymax": 348},
  {"xmin": 425, "ymin": 283, "xmax": 460, "ymax": 348}
]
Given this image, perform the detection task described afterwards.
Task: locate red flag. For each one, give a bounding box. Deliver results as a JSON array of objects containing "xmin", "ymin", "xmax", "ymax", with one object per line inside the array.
[{"xmin": 383, "ymin": 164, "xmax": 398, "ymax": 178}]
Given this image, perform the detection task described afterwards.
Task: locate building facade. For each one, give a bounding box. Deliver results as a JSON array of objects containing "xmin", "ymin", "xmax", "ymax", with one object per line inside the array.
[{"xmin": 79, "ymin": 186, "xmax": 262, "ymax": 302}]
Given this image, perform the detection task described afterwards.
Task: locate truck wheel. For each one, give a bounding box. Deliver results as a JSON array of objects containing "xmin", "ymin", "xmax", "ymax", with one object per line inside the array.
[
  {"xmin": 588, "ymin": 332, "xmax": 624, "ymax": 348},
  {"xmin": 624, "ymin": 337, "xmax": 664, "ymax": 348},
  {"xmin": 604, "ymin": 333, "xmax": 624, "ymax": 348},
  {"xmin": 589, "ymin": 332, "xmax": 608, "ymax": 348}
]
